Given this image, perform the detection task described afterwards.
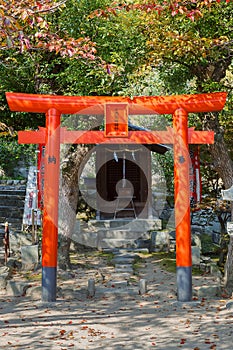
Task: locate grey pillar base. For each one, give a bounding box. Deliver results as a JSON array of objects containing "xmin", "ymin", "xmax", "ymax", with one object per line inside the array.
[
  {"xmin": 42, "ymin": 267, "xmax": 57, "ymax": 302},
  {"xmin": 177, "ymin": 266, "xmax": 192, "ymax": 302}
]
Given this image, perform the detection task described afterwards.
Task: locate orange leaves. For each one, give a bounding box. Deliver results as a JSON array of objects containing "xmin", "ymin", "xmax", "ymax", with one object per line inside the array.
[
  {"xmin": 59, "ymin": 329, "xmax": 66, "ymax": 336},
  {"xmin": 90, "ymin": 1, "xmax": 232, "ymax": 23},
  {"xmin": 0, "ymin": 0, "xmax": 97, "ymax": 60}
]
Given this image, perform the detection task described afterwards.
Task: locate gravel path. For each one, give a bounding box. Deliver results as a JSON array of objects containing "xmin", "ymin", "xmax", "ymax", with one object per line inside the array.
[{"xmin": 0, "ymin": 251, "xmax": 233, "ymax": 350}]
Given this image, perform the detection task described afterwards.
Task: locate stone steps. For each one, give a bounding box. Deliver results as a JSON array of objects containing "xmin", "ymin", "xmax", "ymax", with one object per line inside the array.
[
  {"xmin": 0, "ymin": 196, "xmax": 25, "ymax": 207},
  {"xmin": 0, "ymin": 180, "xmax": 26, "ymax": 230},
  {"xmin": 98, "ymin": 248, "xmax": 149, "ymax": 295},
  {"xmin": 73, "ymin": 218, "xmax": 162, "ymax": 250},
  {"xmin": 98, "ymin": 229, "xmax": 149, "ymax": 240},
  {"xmin": 100, "ymin": 238, "xmax": 137, "ymax": 249}
]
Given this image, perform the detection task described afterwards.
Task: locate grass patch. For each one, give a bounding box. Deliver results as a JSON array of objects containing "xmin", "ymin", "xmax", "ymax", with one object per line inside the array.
[
  {"xmin": 144, "ymin": 252, "xmax": 203, "ymax": 276},
  {"xmin": 23, "ymin": 272, "xmax": 42, "ymax": 281},
  {"xmin": 152, "ymin": 252, "xmax": 177, "ymax": 273},
  {"xmin": 97, "ymin": 251, "xmax": 115, "ymax": 265},
  {"xmin": 132, "ymin": 254, "xmax": 144, "ymax": 273},
  {"xmin": 200, "ymin": 233, "xmax": 220, "ymax": 256}
]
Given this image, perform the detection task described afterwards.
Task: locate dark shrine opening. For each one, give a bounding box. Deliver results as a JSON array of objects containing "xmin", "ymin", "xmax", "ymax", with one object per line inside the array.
[
  {"xmin": 96, "ymin": 145, "xmax": 151, "ymax": 219},
  {"xmin": 104, "ymin": 158, "xmax": 148, "ymax": 203}
]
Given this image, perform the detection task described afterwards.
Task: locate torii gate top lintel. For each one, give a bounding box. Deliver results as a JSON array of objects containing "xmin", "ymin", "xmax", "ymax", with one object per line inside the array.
[{"xmin": 6, "ymin": 91, "xmax": 227, "ymax": 115}]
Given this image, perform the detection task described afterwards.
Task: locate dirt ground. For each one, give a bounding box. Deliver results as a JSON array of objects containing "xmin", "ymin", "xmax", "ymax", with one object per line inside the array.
[{"xmin": 0, "ymin": 251, "xmax": 233, "ymax": 350}]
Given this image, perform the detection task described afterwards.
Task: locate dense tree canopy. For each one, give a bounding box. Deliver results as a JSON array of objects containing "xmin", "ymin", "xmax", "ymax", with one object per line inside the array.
[{"xmin": 0, "ymin": 0, "xmax": 233, "ymax": 279}]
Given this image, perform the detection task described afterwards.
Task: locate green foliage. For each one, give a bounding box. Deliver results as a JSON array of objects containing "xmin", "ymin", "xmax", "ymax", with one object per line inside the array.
[
  {"xmin": 0, "ymin": 136, "xmax": 36, "ymax": 178},
  {"xmin": 0, "ymin": 0, "xmax": 232, "ymax": 194},
  {"xmin": 200, "ymin": 233, "xmax": 220, "ymax": 256}
]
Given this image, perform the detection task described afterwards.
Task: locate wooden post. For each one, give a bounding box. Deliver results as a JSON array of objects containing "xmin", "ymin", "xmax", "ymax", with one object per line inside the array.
[{"xmin": 4, "ymin": 222, "xmax": 10, "ymax": 265}]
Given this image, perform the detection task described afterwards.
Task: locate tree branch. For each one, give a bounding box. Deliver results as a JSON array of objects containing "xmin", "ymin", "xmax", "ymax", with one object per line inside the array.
[{"xmin": 33, "ymin": 0, "xmax": 68, "ymax": 14}]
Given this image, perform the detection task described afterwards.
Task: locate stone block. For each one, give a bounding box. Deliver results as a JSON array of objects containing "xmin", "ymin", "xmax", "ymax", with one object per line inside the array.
[
  {"xmin": 72, "ymin": 230, "xmax": 98, "ymax": 248},
  {"xmin": 107, "ymin": 280, "xmax": 128, "ymax": 288},
  {"xmin": 87, "ymin": 278, "xmax": 95, "ymax": 297},
  {"xmin": 21, "ymin": 244, "xmax": 39, "ymax": 270},
  {"xmin": 150, "ymin": 230, "xmax": 170, "ymax": 252},
  {"xmin": 113, "ymin": 273, "xmax": 131, "ymax": 280},
  {"xmin": 192, "ymin": 246, "xmax": 200, "ymax": 265},
  {"xmin": 115, "ymin": 264, "xmax": 134, "ymax": 274},
  {"xmin": 139, "ymin": 279, "xmax": 148, "ymax": 295},
  {"xmin": 112, "ymin": 256, "xmax": 135, "ymax": 264}
]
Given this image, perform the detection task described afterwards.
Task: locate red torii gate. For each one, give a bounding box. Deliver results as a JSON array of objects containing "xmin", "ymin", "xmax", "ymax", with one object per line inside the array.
[{"xmin": 6, "ymin": 91, "xmax": 227, "ymax": 303}]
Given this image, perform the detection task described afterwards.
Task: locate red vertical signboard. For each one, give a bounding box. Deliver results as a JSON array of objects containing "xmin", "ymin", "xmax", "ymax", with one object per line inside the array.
[{"xmin": 105, "ymin": 103, "xmax": 128, "ymax": 137}]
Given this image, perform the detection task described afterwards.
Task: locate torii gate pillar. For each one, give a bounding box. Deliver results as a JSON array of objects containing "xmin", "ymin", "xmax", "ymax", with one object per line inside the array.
[
  {"xmin": 173, "ymin": 108, "xmax": 192, "ymax": 301},
  {"xmin": 42, "ymin": 108, "xmax": 61, "ymax": 301}
]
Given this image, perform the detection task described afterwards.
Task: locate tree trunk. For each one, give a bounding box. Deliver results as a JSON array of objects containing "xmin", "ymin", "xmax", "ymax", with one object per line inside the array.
[
  {"xmin": 202, "ymin": 112, "xmax": 233, "ymax": 188},
  {"xmin": 223, "ymin": 235, "xmax": 233, "ymax": 295},
  {"xmin": 58, "ymin": 144, "xmax": 90, "ymax": 270},
  {"xmin": 193, "ymin": 57, "xmax": 233, "ymax": 293},
  {"xmin": 202, "ymin": 112, "xmax": 233, "ymax": 293}
]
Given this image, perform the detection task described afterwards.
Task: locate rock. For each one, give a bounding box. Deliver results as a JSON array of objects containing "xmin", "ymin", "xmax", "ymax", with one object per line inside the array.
[
  {"xmin": 0, "ymin": 275, "xmax": 8, "ymax": 290},
  {"xmin": 191, "ymin": 225, "xmax": 204, "ymax": 234},
  {"xmin": 9, "ymin": 232, "xmax": 20, "ymax": 253},
  {"xmin": 10, "ymin": 232, "xmax": 32, "ymax": 254},
  {"xmin": 212, "ymin": 232, "xmax": 221, "ymax": 245},
  {"xmin": 197, "ymin": 285, "xmax": 221, "ymax": 298},
  {"xmin": 58, "ymin": 270, "xmax": 75, "ymax": 281},
  {"xmin": 6, "ymin": 281, "xmax": 31, "ymax": 297},
  {"xmin": 21, "ymin": 244, "xmax": 39, "ymax": 270},
  {"xmin": 27, "ymin": 285, "xmax": 41, "ymax": 300},
  {"xmin": 191, "ymin": 233, "xmax": 202, "ymax": 249},
  {"xmin": 0, "ymin": 266, "xmax": 11, "ymax": 291},
  {"xmin": 210, "ymin": 262, "xmax": 221, "ymax": 277},
  {"xmin": 6, "ymin": 257, "xmax": 21, "ymax": 269},
  {"xmin": 226, "ymin": 301, "xmax": 233, "ymax": 310}
]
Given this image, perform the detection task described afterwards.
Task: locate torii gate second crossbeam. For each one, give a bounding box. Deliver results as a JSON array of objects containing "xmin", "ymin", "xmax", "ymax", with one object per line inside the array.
[{"xmin": 6, "ymin": 91, "xmax": 227, "ymax": 303}]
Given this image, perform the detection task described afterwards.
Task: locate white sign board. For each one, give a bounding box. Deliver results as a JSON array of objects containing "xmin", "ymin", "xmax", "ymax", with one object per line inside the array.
[
  {"xmin": 227, "ymin": 222, "xmax": 233, "ymax": 236},
  {"xmin": 23, "ymin": 166, "xmax": 41, "ymax": 226},
  {"xmin": 222, "ymin": 185, "xmax": 233, "ymax": 201}
]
